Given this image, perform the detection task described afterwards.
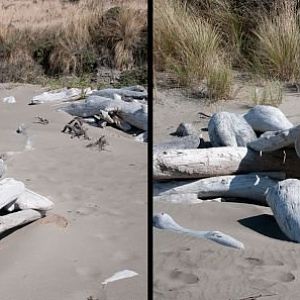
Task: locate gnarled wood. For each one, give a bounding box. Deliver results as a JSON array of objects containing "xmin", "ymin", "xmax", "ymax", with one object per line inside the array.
[
  {"xmin": 153, "ymin": 135, "xmax": 200, "ymax": 153},
  {"xmin": 266, "ymin": 179, "xmax": 300, "ymax": 242},
  {"xmin": 154, "ymin": 174, "xmax": 281, "ymax": 204},
  {"xmin": 0, "ymin": 209, "xmax": 44, "ymax": 234},
  {"xmin": 248, "ymin": 125, "xmax": 300, "ymax": 154},
  {"xmin": 243, "ymin": 105, "xmax": 293, "ymax": 132},
  {"xmin": 208, "ymin": 112, "xmax": 257, "ymax": 147},
  {"xmin": 153, "ymin": 147, "xmax": 300, "ymax": 180}
]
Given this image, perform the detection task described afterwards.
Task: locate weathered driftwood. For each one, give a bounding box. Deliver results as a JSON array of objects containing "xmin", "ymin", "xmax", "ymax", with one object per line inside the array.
[
  {"xmin": 208, "ymin": 112, "xmax": 257, "ymax": 147},
  {"xmin": 153, "ymin": 212, "xmax": 244, "ymax": 249},
  {"xmin": 153, "ymin": 147, "xmax": 300, "ymax": 180},
  {"xmin": 91, "ymin": 88, "xmax": 147, "ymax": 100},
  {"xmin": 154, "ymin": 174, "xmax": 282, "ymax": 204},
  {"xmin": 0, "ymin": 178, "xmax": 25, "ymax": 210},
  {"xmin": 248, "ymin": 125, "xmax": 300, "ymax": 154},
  {"xmin": 153, "ymin": 135, "xmax": 200, "ymax": 153},
  {"xmin": 0, "ymin": 209, "xmax": 44, "ymax": 234},
  {"xmin": 243, "ymin": 105, "xmax": 293, "ymax": 132},
  {"xmin": 30, "ymin": 88, "xmax": 92, "ymax": 104},
  {"xmin": 154, "ymin": 193, "xmax": 201, "ymax": 204},
  {"xmin": 62, "ymin": 95, "xmax": 148, "ymax": 131},
  {"xmin": 266, "ymin": 179, "xmax": 300, "ymax": 242},
  {"xmin": 14, "ymin": 189, "xmax": 54, "ymax": 211}
]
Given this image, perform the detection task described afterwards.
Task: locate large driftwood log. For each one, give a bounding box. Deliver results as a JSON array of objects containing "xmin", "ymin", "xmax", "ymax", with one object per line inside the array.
[
  {"xmin": 243, "ymin": 105, "xmax": 293, "ymax": 132},
  {"xmin": 91, "ymin": 88, "xmax": 147, "ymax": 100},
  {"xmin": 153, "ymin": 213, "xmax": 244, "ymax": 249},
  {"xmin": 62, "ymin": 96, "xmax": 147, "ymax": 131},
  {"xmin": 0, "ymin": 178, "xmax": 25, "ymax": 210},
  {"xmin": 248, "ymin": 125, "xmax": 300, "ymax": 156},
  {"xmin": 153, "ymin": 135, "xmax": 200, "ymax": 153},
  {"xmin": 154, "ymin": 174, "xmax": 283, "ymax": 204},
  {"xmin": 0, "ymin": 209, "xmax": 43, "ymax": 234},
  {"xmin": 153, "ymin": 147, "xmax": 300, "ymax": 180},
  {"xmin": 208, "ymin": 112, "xmax": 257, "ymax": 146},
  {"xmin": 266, "ymin": 179, "xmax": 300, "ymax": 242}
]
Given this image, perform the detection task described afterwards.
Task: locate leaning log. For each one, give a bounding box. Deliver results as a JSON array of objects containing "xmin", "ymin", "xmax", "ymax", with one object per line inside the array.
[
  {"xmin": 243, "ymin": 105, "xmax": 293, "ymax": 132},
  {"xmin": 266, "ymin": 179, "xmax": 300, "ymax": 242},
  {"xmin": 248, "ymin": 125, "xmax": 300, "ymax": 154},
  {"xmin": 0, "ymin": 209, "xmax": 44, "ymax": 234},
  {"xmin": 208, "ymin": 112, "xmax": 257, "ymax": 146},
  {"xmin": 154, "ymin": 174, "xmax": 281, "ymax": 204},
  {"xmin": 0, "ymin": 178, "xmax": 25, "ymax": 210},
  {"xmin": 153, "ymin": 147, "xmax": 300, "ymax": 180}
]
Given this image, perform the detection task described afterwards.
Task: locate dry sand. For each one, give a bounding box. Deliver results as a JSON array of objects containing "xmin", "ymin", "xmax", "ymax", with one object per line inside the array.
[
  {"xmin": 154, "ymin": 87, "xmax": 300, "ymax": 300},
  {"xmin": 0, "ymin": 83, "xmax": 147, "ymax": 300}
]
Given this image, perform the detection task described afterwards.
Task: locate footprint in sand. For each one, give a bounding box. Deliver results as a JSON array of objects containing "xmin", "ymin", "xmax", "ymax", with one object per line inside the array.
[{"xmin": 169, "ymin": 269, "xmax": 199, "ymax": 284}]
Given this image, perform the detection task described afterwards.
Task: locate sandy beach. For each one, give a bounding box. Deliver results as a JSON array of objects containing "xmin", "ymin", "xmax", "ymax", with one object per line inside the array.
[
  {"xmin": 0, "ymin": 84, "xmax": 147, "ymax": 300},
  {"xmin": 153, "ymin": 88, "xmax": 300, "ymax": 300}
]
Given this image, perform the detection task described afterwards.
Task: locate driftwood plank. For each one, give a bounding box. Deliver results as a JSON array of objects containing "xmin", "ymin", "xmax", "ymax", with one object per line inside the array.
[
  {"xmin": 0, "ymin": 209, "xmax": 43, "ymax": 234},
  {"xmin": 243, "ymin": 105, "xmax": 293, "ymax": 132},
  {"xmin": 153, "ymin": 147, "xmax": 300, "ymax": 180},
  {"xmin": 208, "ymin": 112, "xmax": 257, "ymax": 146}
]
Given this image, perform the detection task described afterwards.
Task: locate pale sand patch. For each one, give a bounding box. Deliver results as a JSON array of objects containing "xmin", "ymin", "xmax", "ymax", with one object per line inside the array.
[{"xmin": 0, "ymin": 83, "xmax": 147, "ymax": 300}]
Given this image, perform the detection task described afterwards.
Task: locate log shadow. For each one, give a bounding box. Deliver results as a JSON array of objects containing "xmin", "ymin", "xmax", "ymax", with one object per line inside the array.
[
  {"xmin": 0, "ymin": 223, "xmax": 32, "ymax": 240},
  {"xmin": 238, "ymin": 214, "xmax": 290, "ymax": 241}
]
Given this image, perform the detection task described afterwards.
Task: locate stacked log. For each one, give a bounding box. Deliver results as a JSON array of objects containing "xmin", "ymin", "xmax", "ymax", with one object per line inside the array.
[{"xmin": 154, "ymin": 105, "xmax": 300, "ymax": 246}]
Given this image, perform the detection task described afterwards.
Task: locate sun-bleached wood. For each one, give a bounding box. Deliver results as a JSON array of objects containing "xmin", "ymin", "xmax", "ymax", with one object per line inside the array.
[
  {"xmin": 153, "ymin": 147, "xmax": 300, "ymax": 180},
  {"xmin": 266, "ymin": 179, "xmax": 300, "ymax": 242},
  {"xmin": 248, "ymin": 125, "xmax": 300, "ymax": 154},
  {"xmin": 243, "ymin": 105, "xmax": 293, "ymax": 132},
  {"xmin": 153, "ymin": 135, "xmax": 200, "ymax": 153},
  {"xmin": 0, "ymin": 178, "xmax": 25, "ymax": 210},
  {"xmin": 153, "ymin": 212, "xmax": 244, "ymax": 249},
  {"xmin": 208, "ymin": 112, "xmax": 257, "ymax": 146},
  {"xmin": 154, "ymin": 174, "xmax": 281, "ymax": 204},
  {"xmin": 0, "ymin": 209, "xmax": 44, "ymax": 234}
]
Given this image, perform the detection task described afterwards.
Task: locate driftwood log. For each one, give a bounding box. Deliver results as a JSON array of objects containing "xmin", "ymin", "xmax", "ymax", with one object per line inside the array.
[
  {"xmin": 153, "ymin": 135, "xmax": 200, "ymax": 153},
  {"xmin": 208, "ymin": 112, "xmax": 257, "ymax": 146},
  {"xmin": 153, "ymin": 147, "xmax": 300, "ymax": 180},
  {"xmin": 0, "ymin": 178, "xmax": 25, "ymax": 209},
  {"xmin": 0, "ymin": 209, "xmax": 44, "ymax": 234},
  {"xmin": 62, "ymin": 95, "xmax": 148, "ymax": 131},
  {"xmin": 266, "ymin": 179, "xmax": 300, "ymax": 242},
  {"xmin": 248, "ymin": 125, "xmax": 300, "ymax": 156},
  {"xmin": 154, "ymin": 173, "xmax": 285, "ymax": 204},
  {"xmin": 243, "ymin": 105, "xmax": 293, "ymax": 132},
  {"xmin": 91, "ymin": 88, "xmax": 147, "ymax": 100}
]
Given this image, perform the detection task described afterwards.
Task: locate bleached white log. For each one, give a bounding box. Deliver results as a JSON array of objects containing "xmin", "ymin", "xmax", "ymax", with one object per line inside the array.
[
  {"xmin": 154, "ymin": 193, "xmax": 202, "ymax": 204},
  {"xmin": 154, "ymin": 174, "xmax": 280, "ymax": 204},
  {"xmin": 243, "ymin": 105, "xmax": 293, "ymax": 132},
  {"xmin": 153, "ymin": 213, "xmax": 244, "ymax": 249},
  {"xmin": 266, "ymin": 179, "xmax": 300, "ymax": 242},
  {"xmin": 0, "ymin": 178, "xmax": 25, "ymax": 210},
  {"xmin": 0, "ymin": 209, "xmax": 43, "ymax": 234},
  {"xmin": 248, "ymin": 125, "xmax": 300, "ymax": 154},
  {"xmin": 30, "ymin": 88, "xmax": 92, "ymax": 104},
  {"xmin": 153, "ymin": 135, "xmax": 200, "ymax": 153},
  {"xmin": 92, "ymin": 88, "xmax": 147, "ymax": 100},
  {"xmin": 14, "ymin": 189, "xmax": 54, "ymax": 211},
  {"xmin": 208, "ymin": 112, "xmax": 257, "ymax": 146},
  {"xmin": 153, "ymin": 147, "xmax": 300, "ymax": 180},
  {"xmin": 62, "ymin": 95, "xmax": 147, "ymax": 131}
]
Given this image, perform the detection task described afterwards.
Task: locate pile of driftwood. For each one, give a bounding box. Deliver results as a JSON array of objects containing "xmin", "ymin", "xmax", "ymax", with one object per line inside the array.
[
  {"xmin": 30, "ymin": 86, "xmax": 148, "ymax": 142},
  {"xmin": 154, "ymin": 105, "xmax": 300, "ymax": 248},
  {"xmin": 0, "ymin": 160, "xmax": 53, "ymax": 236}
]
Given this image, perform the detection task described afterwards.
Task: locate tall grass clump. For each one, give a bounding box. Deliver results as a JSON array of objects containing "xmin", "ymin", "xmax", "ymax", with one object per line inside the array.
[
  {"xmin": 253, "ymin": 1, "xmax": 300, "ymax": 81},
  {"xmin": 154, "ymin": 0, "xmax": 232, "ymax": 100}
]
